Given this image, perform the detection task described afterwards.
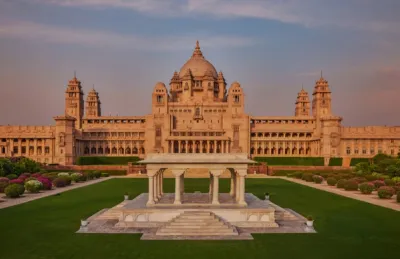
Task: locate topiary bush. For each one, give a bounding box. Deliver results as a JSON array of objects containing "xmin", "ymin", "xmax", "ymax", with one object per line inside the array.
[
  {"xmin": 372, "ymin": 180, "xmax": 385, "ymax": 189},
  {"xmin": 0, "ymin": 177, "xmax": 9, "ymax": 183},
  {"xmin": 6, "ymin": 174, "xmax": 18, "ymax": 180},
  {"xmin": 5, "ymin": 183, "xmax": 25, "ymax": 198},
  {"xmin": 359, "ymin": 182, "xmax": 374, "ymax": 194},
  {"xmin": 101, "ymin": 173, "xmax": 109, "ymax": 177},
  {"xmin": 41, "ymin": 173, "xmax": 58, "ymax": 181},
  {"xmin": 377, "ymin": 186, "xmax": 395, "ymax": 199},
  {"xmin": 0, "ymin": 181, "xmax": 9, "ymax": 193},
  {"xmin": 344, "ymin": 180, "xmax": 359, "ymax": 191},
  {"xmin": 337, "ymin": 179, "xmax": 347, "ymax": 189},
  {"xmin": 365, "ymin": 175, "xmax": 378, "ymax": 181},
  {"xmin": 327, "ymin": 177, "xmax": 337, "ymax": 186},
  {"xmin": 24, "ymin": 180, "xmax": 43, "ymax": 193},
  {"xmin": 384, "ymin": 179, "xmax": 395, "ymax": 186},
  {"xmin": 53, "ymin": 177, "xmax": 67, "ymax": 188},
  {"xmin": 301, "ymin": 173, "xmax": 314, "ymax": 182},
  {"xmin": 349, "ymin": 177, "xmax": 367, "ymax": 184},
  {"xmin": 71, "ymin": 172, "xmax": 84, "ymax": 182},
  {"xmin": 57, "ymin": 172, "xmax": 70, "ymax": 177},
  {"xmin": 84, "ymin": 171, "xmax": 94, "ymax": 180},
  {"xmin": 59, "ymin": 176, "xmax": 72, "ymax": 186},
  {"xmin": 37, "ymin": 177, "xmax": 52, "ymax": 190},
  {"xmin": 312, "ymin": 175, "xmax": 324, "ymax": 184}
]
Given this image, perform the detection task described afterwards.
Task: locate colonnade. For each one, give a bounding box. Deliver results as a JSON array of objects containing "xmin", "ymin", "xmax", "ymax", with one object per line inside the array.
[
  {"xmin": 168, "ymin": 140, "xmax": 231, "ymax": 154},
  {"xmin": 146, "ymin": 168, "xmax": 247, "ymax": 206}
]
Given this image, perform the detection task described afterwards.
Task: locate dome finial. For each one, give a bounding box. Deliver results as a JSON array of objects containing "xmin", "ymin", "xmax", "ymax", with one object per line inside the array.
[{"xmin": 192, "ymin": 40, "xmax": 203, "ymax": 58}]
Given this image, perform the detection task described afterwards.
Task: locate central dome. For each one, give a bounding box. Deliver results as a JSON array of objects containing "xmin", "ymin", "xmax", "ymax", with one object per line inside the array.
[{"xmin": 179, "ymin": 41, "xmax": 218, "ymax": 79}]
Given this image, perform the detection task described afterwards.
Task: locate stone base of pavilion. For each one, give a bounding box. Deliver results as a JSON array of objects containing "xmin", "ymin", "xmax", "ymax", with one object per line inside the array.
[{"xmin": 78, "ymin": 192, "xmax": 316, "ymax": 240}]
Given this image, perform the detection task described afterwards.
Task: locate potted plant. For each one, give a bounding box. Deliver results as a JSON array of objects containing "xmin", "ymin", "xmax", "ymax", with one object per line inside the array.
[
  {"xmin": 81, "ymin": 219, "xmax": 88, "ymax": 227},
  {"xmin": 264, "ymin": 192, "xmax": 270, "ymax": 201},
  {"xmin": 124, "ymin": 192, "xmax": 129, "ymax": 200},
  {"xmin": 306, "ymin": 215, "xmax": 314, "ymax": 227}
]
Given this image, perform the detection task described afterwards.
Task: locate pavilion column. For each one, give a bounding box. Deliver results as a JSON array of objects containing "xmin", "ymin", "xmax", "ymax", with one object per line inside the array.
[
  {"xmin": 153, "ymin": 172, "xmax": 159, "ymax": 202},
  {"xmin": 237, "ymin": 169, "xmax": 247, "ymax": 206},
  {"xmin": 157, "ymin": 171, "xmax": 162, "ymax": 199},
  {"xmin": 147, "ymin": 175, "xmax": 155, "ymax": 206},
  {"xmin": 209, "ymin": 174, "xmax": 213, "ymax": 195},
  {"xmin": 229, "ymin": 170, "xmax": 235, "ymax": 197},
  {"xmin": 160, "ymin": 170, "xmax": 164, "ymax": 195},
  {"xmin": 171, "ymin": 169, "xmax": 183, "ymax": 205},
  {"xmin": 212, "ymin": 175, "xmax": 220, "ymax": 205},
  {"xmin": 235, "ymin": 172, "xmax": 240, "ymax": 202},
  {"xmin": 180, "ymin": 173, "xmax": 184, "ymax": 195}
]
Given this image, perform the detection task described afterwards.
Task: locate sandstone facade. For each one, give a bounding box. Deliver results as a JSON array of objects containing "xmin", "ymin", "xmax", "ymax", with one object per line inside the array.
[{"xmin": 0, "ymin": 41, "xmax": 399, "ymax": 165}]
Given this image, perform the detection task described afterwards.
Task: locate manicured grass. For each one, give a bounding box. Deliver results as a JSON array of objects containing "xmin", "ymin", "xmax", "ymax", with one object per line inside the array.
[{"xmin": 0, "ymin": 178, "xmax": 399, "ymax": 259}]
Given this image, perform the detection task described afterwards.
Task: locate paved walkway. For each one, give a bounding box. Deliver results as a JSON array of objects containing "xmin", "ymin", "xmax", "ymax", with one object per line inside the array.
[
  {"xmin": 271, "ymin": 176, "xmax": 400, "ymax": 212},
  {"xmin": 0, "ymin": 177, "xmax": 114, "ymax": 209}
]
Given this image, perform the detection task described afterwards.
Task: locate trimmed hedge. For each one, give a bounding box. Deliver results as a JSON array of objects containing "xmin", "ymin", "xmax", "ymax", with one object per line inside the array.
[
  {"xmin": 350, "ymin": 158, "xmax": 370, "ymax": 166},
  {"xmin": 329, "ymin": 158, "xmax": 343, "ymax": 166},
  {"xmin": 76, "ymin": 156, "xmax": 140, "ymax": 165},
  {"xmin": 254, "ymin": 157, "xmax": 324, "ymax": 166}
]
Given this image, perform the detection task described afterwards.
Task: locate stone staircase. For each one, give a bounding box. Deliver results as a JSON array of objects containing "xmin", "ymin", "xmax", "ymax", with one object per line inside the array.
[
  {"xmin": 156, "ymin": 211, "xmax": 239, "ymax": 236},
  {"xmin": 95, "ymin": 208, "xmax": 122, "ymax": 220}
]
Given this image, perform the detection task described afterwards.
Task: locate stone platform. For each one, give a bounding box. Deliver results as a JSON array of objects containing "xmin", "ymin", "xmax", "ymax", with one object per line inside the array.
[{"xmin": 77, "ymin": 192, "xmax": 316, "ymax": 240}]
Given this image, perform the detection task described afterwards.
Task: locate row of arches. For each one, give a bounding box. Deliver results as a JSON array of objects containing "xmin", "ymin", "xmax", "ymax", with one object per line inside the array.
[
  {"xmin": 83, "ymin": 146, "xmax": 145, "ymax": 155},
  {"xmin": 169, "ymin": 140, "xmax": 230, "ymax": 154},
  {"xmin": 250, "ymin": 147, "xmax": 311, "ymax": 155}
]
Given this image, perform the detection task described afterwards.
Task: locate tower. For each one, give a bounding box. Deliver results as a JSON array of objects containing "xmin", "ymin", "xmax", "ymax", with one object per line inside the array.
[
  {"xmin": 312, "ymin": 72, "xmax": 332, "ymax": 117},
  {"xmin": 295, "ymin": 86, "xmax": 310, "ymax": 116},
  {"xmin": 85, "ymin": 86, "xmax": 101, "ymax": 117},
  {"xmin": 217, "ymin": 71, "xmax": 227, "ymax": 100},
  {"xmin": 65, "ymin": 74, "xmax": 84, "ymax": 129}
]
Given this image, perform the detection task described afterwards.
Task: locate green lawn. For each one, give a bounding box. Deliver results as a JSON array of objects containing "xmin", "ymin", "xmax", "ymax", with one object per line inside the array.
[{"xmin": 0, "ymin": 178, "xmax": 398, "ymax": 259}]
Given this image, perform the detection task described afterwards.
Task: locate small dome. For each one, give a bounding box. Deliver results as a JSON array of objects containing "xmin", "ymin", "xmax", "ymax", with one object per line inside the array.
[
  {"xmin": 179, "ymin": 41, "xmax": 218, "ymax": 79},
  {"xmin": 231, "ymin": 81, "xmax": 241, "ymax": 88},
  {"xmin": 154, "ymin": 82, "xmax": 166, "ymax": 89}
]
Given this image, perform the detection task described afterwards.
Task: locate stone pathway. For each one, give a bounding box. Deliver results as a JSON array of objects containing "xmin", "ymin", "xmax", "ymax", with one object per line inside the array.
[
  {"xmin": 271, "ymin": 176, "xmax": 400, "ymax": 212},
  {"xmin": 0, "ymin": 177, "xmax": 113, "ymax": 209}
]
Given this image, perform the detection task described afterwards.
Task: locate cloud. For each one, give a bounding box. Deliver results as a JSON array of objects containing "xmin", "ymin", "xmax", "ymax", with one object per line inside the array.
[
  {"xmin": 0, "ymin": 20, "xmax": 257, "ymax": 50},
  {"xmin": 28, "ymin": 0, "xmax": 400, "ymax": 33}
]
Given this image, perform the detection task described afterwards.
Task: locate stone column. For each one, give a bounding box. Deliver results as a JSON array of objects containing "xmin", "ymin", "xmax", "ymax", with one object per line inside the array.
[
  {"xmin": 209, "ymin": 174, "xmax": 213, "ymax": 195},
  {"xmin": 229, "ymin": 170, "xmax": 235, "ymax": 197},
  {"xmin": 180, "ymin": 173, "xmax": 184, "ymax": 195},
  {"xmin": 160, "ymin": 170, "xmax": 164, "ymax": 195},
  {"xmin": 154, "ymin": 172, "xmax": 159, "ymax": 202},
  {"xmin": 238, "ymin": 175, "xmax": 247, "ymax": 206},
  {"xmin": 235, "ymin": 173, "xmax": 240, "ymax": 202},
  {"xmin": 157, "ymin": 171, "xmax": 162, "ymax": 199},
  {"xmin": 174, "ymin": 174, "xmax": 182, "ymax": 205},
  {"xmin": 147, "ymin": 176, "xmax": 155, "ymax": 206},
  {"xmin": 212, "ymin": 174, "xmax": 220, "ymax": 205}
]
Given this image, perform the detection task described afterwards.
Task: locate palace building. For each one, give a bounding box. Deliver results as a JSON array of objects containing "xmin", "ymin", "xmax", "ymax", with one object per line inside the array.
[{"xmin": 0, "ymin": 41, "xmax": 399, "ymax": 166}]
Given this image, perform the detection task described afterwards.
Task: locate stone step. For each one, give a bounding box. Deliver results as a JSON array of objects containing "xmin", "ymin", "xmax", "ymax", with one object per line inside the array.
[
  {"xmin": 158, "ymin": 228, "xmax": 235, "ymax": 233},
  {"xmin": 178, "ymin": 215, "xmax": 216, "ymax": 219},
  {"xmin": 169, "ymin": 221, "xmax": 225, "ymax": 226},
  {"xmin": 172, "ymin": 218, "xmax": 218, "ymax": 223},
  {"xmin": 182, "ymin": 211, "xmax": 212, "ymax": 215},
  {"xmin": 156, "ymin": 232, "xmax": 239, "ymax": 236},
  {"xmin": 165, "ymin": 224, "xmax": 230, "ymax": 229}
]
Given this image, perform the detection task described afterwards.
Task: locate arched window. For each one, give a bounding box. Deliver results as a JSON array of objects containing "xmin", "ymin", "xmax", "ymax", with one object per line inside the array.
[
  {"xmin": 132, "ymin": 147, "xmax": 138, "ymax": 154},
  {"xmin": 234, "ymin": 95, "xmax": 240, "ymax": 103},
  {"xmin": 195, "ymin": 107, "xmax": 200, "ymax": 117},
  {"xmin": 91, "ymin": 147, "xmax": 96, "ymax": 154},
  {"xmin": 157, "ymin": 95, "xmax": 163, "ymax": 103}
]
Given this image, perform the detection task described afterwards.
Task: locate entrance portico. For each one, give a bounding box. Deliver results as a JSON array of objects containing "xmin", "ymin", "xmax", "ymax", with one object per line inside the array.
[{"xmin": 138, "ymin": 153, "xmax": 254, "ymax": 207}]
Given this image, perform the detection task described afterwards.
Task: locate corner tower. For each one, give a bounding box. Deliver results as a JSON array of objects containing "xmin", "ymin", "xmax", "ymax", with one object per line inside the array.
[
  {"xmin": 295, "ymin": 86, "xmax": 310, "ymax": 116},
  {"xmin": 65, "ymin": 74, "xmax": 84, "ymax": 129},
  {"xmin": 85, "ymin": 87, "xmax": 101, "ymax": 117},
  {"xmin": 312, "ymin": 73, "xmax": 332, "ymax": 117}
]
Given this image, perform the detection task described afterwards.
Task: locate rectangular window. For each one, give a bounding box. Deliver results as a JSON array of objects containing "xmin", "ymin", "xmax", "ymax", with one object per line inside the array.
[
  {"xmin": 21, "ymin": 146, "xmax": 26, "ymax": 154},
  {"xmin": 13, "ymin": 146, "xmax": 18, "ymax": 154}
]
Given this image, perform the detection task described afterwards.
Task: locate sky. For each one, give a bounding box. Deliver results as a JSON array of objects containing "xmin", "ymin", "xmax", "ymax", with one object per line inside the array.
[{"xmin": 0, "ymin": 0, "xmax": 400, "ymax": 126}]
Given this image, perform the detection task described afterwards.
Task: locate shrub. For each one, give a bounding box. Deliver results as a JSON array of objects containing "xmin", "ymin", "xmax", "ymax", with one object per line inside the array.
[
  {"xmin": 37, "ymin": 177, "xmax": 52, "ymax": 190},
  {"xmin": 392, "ymin": 176, "xmax": 400, "ymax": 183},
  {"xmin": 53, "ymin": 177, "xmax": 67, "ymax": 188},
  {"xmin": 377, "ymin": 186, "xmax": 395, "ymax": 199},
  {"xmin": 393, "ymin": 185, "xmax": 400, "ymax": 193},
  {"xmin": 10, "ymin": 179, "xmax": 24, "ymax": 185},
  {"xmin": 59, "ymin": 176, "xmax": 72, "ymax": 186},
  {"xmin": 6, "ymin": 174, "xmax": 18, "ymax": 180},
  {"xmin": 344, "ymin": 180, "xmax": 358, "ymax": 191},
  {"xmin": 24, "ymin": 177, "xmax": 37, "ymax": 183},
  {"xmin": 372, "ymin": 180, "xmax": 386, "ymax": 189},
  {"xmin": 327, "ymin": 177, "xmax": 337, "ymax": 186},
  {"xmin": 5, "ymin": 183, "xmax": 25, "ymax": 198},
  {"xmin": 350, "ymin": 158, "xmax": 370, "ymax": 166},
  {"xmin": 20, "ymin": 172, "xmax": 31, "ymax": 178},
  {"xmin": 359, "ymin": 182, "xmax": 374, "ymax": 194},
  {"xmin": 371, "ymin": 172, "xmax": 390, "ymax": 180},
  {"xmin": 71, "ymin": 172, "xmax": 84, "ymax": 182},
  {"xmin": 384, "ymin": 179, "xmax": 395, "ymax": 186},
  {"xmin": 337, "ymin": 179, "xmax": 347, "ymax": 189},
  {"xmin": 31, "ymin": 173, "xmax": 42, "ymax": 178},
  {"xmin": 84, "ymin": 171, "xmax": 95, "ymax": 180},
  {"xmin": 24, "ymin": 180, "xmax": 43, "ymax": 193},
  {"xmin": 41, "ymin": 173, "xmax": 58, "ymax": 181},
  {"xmin": 0, "ymin": 181, "xmax": 9, "ymax": 193},
  {"xmin": 57, "ymin": 172, "xmax": 70, "ymax": 177},
  {"xmin": 101, "ymin": 173, "xmax": 109, "ymax": 177},
  {"xmin": 93, "ymin": 171, "xmax": 101, "ymax": 179},
  {"xmin": 365, "ymin": 175, "xmax": 378, "ymax": 181},
  {"xmin": 312, "ymin": 175, "xmax": 324, "ymax": 184}
]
